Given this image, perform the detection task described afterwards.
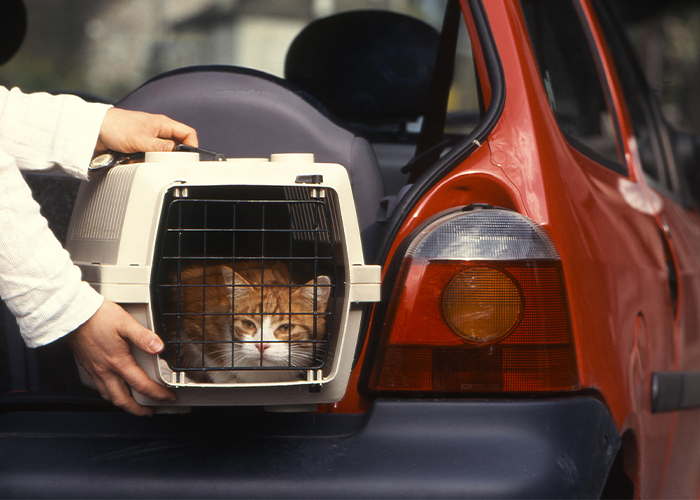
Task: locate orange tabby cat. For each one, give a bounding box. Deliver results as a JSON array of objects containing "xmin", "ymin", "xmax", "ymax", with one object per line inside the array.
[{"xmin": 167, "ymin": 260, "xmax": 331, "ymax": 383}]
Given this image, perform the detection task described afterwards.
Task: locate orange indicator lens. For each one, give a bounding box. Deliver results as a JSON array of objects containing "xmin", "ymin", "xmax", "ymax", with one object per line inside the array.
[{"xmin": 441, "ymin": 266, "xmax": 523, "ymax": 344}]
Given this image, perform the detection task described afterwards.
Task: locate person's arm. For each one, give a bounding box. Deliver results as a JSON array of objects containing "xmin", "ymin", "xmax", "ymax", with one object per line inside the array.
[
  {"xmin": 0, "ymin": 149, "xmax": 177, "ymax": 414},
  {"xmin": 0, "ymin": 160, "xmax": 174, "ymax": 414},
  {"xmin": 0, "ymin": 87, "xmax": 197, "ymax": 415},
  {"xmin": 0, "ymin": 147, "xmax": 101, "ymax": 346},
  {"xmin": 0, "ymin": 87, "xmax": 110, "ymax": 179},
  {"xmin": 65, "ymin": 107, "xmax": 199, "ymax": 415},
  {"xmin": 0, "ymin": 87, "xmax": 198, "ymax": 177}
]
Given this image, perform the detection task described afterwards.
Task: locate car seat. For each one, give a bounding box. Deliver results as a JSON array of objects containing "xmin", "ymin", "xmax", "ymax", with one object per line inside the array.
[
  {"xmin": 284, "ymin": 10, "xmax": 439, "ymax": 198},
  {"xmin": 285, "ymin": 10, "xmax": 439, "ymax": 131},
  {"xmin": 117, "ymin": 65, "xmax": 385, "ymax": 259}
]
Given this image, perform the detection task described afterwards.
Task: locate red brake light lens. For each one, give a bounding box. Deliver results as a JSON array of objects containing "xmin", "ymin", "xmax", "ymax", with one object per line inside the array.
[{"xmin": 367, "ymin": 209, "xmax": 579, "ymax": 393}]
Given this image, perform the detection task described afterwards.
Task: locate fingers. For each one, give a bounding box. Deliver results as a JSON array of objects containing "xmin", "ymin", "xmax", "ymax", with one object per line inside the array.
[
  {"xmin": 95, "ymin": 359, "xmax": 175, "ymax": 416},
  {"xmin": 146, "ymin": 115, "xmax": 199, "ymax": 152},
  {"xmin": 96, "ymin": 108, "xmax": 198, "ymax": 154},
  {"xmin": 89, "ymin": 357, "xmax": 176, "ymax": 416},
  {"xmin": 118, "ymin": 311, "xmax": 165, "ymax": 355},
  {"xmin": 66, "ymin": 300, "xmax": 176, "ymax": 416},
  {"xmin": 75, "ymin": 350, "xmax": 158, "ymax": 416},
  {"xmin": 118, "ymin": 360, "xmax": 176, "ymax": 404},
  {"xmin": 160, "ymin": 116, "xmax": 198, "ymax": 148},
  {"xmin": 113, "ymin": 314, "xmax": 177, "ymax": 403},
  {"xmin": 151, "ymin": 139, "xmax": 177, "ymax": 152},
  {"xmin": 95, "ymin": 373, "xmax": 154, "ymax": 417}
]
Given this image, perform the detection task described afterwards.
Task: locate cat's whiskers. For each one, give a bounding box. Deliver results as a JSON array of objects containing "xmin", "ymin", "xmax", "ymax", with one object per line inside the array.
[{"xmin": 208, "ymin": 349, "xmax": 232, "ymax": 364}]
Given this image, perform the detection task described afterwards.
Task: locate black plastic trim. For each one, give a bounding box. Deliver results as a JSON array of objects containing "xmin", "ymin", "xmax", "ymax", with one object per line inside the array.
[
  {"xmin": 651, "ymin": 371, "xmax": 700, "ymax": 413},
  {"xmin": 0, "ymin": 397, "xmax": 619, "ymax": 499}
]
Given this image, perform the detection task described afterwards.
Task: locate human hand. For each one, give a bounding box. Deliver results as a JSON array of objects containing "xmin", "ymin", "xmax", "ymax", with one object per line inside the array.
[
  {"xmin": 66, "ymin": 299, "xmax": 176, "ymax": 416},
  {"xmin": 95, "ymin": 107, "xmax": 198, "ymax": 155}
]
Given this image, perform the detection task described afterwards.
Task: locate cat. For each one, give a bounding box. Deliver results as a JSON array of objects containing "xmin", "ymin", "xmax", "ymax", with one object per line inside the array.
[{"xmin": 165, "ymin": 260, "xmax": 331, "ymax": 384}]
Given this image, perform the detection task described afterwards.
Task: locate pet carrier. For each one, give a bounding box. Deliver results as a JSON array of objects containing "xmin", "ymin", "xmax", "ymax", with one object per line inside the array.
[{"xmin": 66, "ymin": 151, "xmax": 381, "ymax": 408}]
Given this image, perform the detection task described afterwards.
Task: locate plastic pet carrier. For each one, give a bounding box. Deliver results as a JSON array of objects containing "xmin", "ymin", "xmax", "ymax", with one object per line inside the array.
[{"xmin": 66, "ymin": 151, "xmax": 381, "ymax": 408}]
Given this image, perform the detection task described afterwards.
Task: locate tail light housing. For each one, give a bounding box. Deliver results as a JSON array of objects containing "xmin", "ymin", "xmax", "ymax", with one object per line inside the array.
[{"xmin": 366, "ymin": 207, "xmax": 579, "ymax": 393}]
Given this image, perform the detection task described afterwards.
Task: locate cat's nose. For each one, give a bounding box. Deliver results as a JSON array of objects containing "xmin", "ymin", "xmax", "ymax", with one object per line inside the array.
[{"xmin": 255, "ymin": 342, "xmax": 271, "ymax": 352}]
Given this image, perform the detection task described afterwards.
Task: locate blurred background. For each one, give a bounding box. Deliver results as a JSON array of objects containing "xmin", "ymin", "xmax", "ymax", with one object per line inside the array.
[
  {"xmin": 1, "ymin": 0, "xmax": 698, "ymax": 134},
  {"xmin": 0, "ymin": 0, "xmax": 447, "ymax": 100},
  {"xmin": 619, "ymin": 0, "xmax": 700, "ymax": 136}
]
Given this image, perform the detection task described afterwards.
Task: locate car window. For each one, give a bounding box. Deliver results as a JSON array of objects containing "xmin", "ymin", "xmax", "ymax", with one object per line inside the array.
[
  {"xmin": 589, "ymin": 0, "xmax": 669, "ymax": 188},
  {"xmin": 1, "ymin": 0, "xmax": 481, "ymax": 196},
  {"xmin": 520, "ymin": 0, "xmax": 626, "ymax": 175}
]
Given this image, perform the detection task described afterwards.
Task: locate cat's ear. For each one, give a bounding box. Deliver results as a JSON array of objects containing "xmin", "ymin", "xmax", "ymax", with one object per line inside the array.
[
  {"xmin": 301, "ymin": 276, "xmax": 331, "ymax": 310},
  {"xmin": 221, "ymin": 266, "xmax": 234, "ymax": 285},
  {"xmin": 221, "ymin": 266, "xmax": 251, "ymax": 300}
]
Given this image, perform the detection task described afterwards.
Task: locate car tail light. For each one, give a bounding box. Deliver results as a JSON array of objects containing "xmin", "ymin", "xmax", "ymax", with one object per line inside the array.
[{"xmin": 366, "ymin": 208, "xmax": 579, "ymax": 393}]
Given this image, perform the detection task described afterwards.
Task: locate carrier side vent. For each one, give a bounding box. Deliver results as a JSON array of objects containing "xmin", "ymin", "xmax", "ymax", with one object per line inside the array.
[
  {"xmin": 69, "ymin": 165, "xmax": 139, "ymax": 241},
  {"xmin": 285, "ymin": 186, "xmax": 342, "ymax": 246}
]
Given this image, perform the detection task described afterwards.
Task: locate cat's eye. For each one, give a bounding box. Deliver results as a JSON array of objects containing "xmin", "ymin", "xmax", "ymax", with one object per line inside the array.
[
  {"xmin": 242, "ymin": 320, "xmax": 255, "ymax": 329},
  {"xmin": 278, "ymin": 324, "xmax": 290, "ymax": 332}
]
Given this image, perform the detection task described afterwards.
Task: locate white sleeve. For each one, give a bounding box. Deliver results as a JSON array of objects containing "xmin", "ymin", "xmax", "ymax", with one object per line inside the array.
[
  {"xmin": 0, "ymin": 86, "xmax": 111, "ymax": 180},
  {"xmin": 0, "ymin": 87, "xmax": 110, "ymax": 347},
  {"xmin": 0, "ymin": 149, "xmax": 104, "ymax": 347}
]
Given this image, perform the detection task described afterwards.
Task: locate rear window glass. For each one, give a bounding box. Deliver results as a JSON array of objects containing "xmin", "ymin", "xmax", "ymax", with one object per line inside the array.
[
  {"xmin": 521, "ymin": 0, "xmax": 626, "ymax": 175},
  {"xmin": 1, "ymin": 0, "xmax": 481, "ymax": 194}
]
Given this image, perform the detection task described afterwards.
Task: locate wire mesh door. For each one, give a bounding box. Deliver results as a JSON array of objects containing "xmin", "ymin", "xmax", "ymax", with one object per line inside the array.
[{"xmin": 155, "ymin": 191, "xmax": 339, "ymax": 384}]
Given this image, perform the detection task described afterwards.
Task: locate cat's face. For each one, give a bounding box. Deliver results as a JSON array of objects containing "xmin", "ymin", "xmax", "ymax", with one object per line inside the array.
[
  {"xmin": 225, "ymin": 267, "xmax": 331, "ymax": 378},
  {"xmin": 173, "ymin": 263, "xmax": 331, "ymax": 383}
]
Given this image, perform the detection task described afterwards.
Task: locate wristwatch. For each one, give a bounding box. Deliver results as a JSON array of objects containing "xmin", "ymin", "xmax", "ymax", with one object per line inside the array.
[{"xmin": 89, "ymin": 151, "xmax": 145, "ymax": 173}]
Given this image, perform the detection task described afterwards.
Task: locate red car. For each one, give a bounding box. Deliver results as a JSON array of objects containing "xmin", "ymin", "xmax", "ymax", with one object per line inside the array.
[{"xmin": 1, "ymin": 0, "xmax": 700, "ymax": 498}]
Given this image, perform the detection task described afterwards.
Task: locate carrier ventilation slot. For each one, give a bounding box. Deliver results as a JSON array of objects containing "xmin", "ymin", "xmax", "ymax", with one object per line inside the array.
[
  {"xmin": 284, "ymin": 186, "xmax": 343, "ymax": 247},
  {"xmin": 69, "ymin": 165, "xmax": 138, "ymax": 241}
]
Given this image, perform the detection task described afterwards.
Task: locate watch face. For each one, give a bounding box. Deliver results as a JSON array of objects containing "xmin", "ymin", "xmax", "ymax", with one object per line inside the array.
[{"xmin": 90, "ymin": 153, "xmax": 115, "ymax": 169}]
